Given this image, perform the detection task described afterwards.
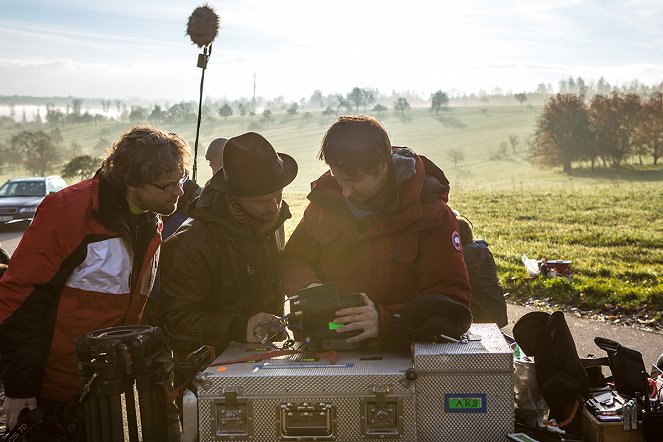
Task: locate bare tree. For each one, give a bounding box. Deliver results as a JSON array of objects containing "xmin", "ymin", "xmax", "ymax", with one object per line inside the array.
[
  {"xmin": 499, "ymin": 141, "xmax": 509, "ymax": 159},
  {"xmin": 446, "ymin": 148, "xmax": 465, "ymax": 168},
  {"xmin": 508, "ymin": 134, "xmax": 519, "ymax": 154},
  {"xmin": 514, "ymin": 93, "xmax": 527, "ymax": 106},
  {"xmin": 394, "ymin": 97, "xmax": 411, "ymax": 117},
  {"xmin": 333, "ymin": 94, "xmax": 352, "ymax": 116}
]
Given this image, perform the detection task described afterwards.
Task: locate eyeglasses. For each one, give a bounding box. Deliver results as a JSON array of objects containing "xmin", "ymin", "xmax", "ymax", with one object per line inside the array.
[{"xmin": 148, "ymin": 175, "xmax": 187, "ymax": 193}]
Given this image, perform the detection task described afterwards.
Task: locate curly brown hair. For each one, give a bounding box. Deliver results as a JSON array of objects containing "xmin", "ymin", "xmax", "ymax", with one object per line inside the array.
[
  {"xmin": 318, "ymin": 115, "xmax": 392, "ymax": 177},
  {"xmin": 101, "ymin": 125, "xmax": 192, "ymax": 188}
]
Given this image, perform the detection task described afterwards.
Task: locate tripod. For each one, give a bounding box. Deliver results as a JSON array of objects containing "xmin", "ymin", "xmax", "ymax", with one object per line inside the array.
[{"xmin": 75, "ymin": 326, "xmax": 172, "ymax": 442}]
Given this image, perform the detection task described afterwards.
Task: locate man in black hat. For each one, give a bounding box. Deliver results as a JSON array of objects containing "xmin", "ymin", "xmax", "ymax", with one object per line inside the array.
[{"xmin": 157, "ymin": 132, "xmax": 298, "ymax": 356}]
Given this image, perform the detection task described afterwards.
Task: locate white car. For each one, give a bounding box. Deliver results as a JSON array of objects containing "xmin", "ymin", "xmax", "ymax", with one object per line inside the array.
[{"xmin": 0, "ymin": 175, "xmax": 68, "ymax": 225}]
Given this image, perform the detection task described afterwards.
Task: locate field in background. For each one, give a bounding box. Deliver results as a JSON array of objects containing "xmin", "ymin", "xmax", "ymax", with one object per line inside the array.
[
  {"xmin": 1, "ymin": 105, "xmax": 661, "ymax": 318},
  {"xmin": 0, "ymin": 105, "xmax": 555, "ymax": 191},
  {"xmin": 3, "ymin": 105, "xmax": 661, "ymax": 191}
]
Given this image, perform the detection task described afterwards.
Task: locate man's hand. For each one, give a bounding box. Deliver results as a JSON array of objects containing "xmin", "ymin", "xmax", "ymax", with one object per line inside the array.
[
  {"xmin": 333, "ymin": 293, "xmax": 379, "ymax": 343},
  {"xmin": 4, "ymin": 396, "xmax": 37, "ymax": 430},
  {"xmin": 246, "ymin": 312, "xmax": 280, "ymax": 343}
]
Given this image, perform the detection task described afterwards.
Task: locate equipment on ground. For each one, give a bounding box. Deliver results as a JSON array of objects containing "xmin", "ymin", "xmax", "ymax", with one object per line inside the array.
[
  {"xmin": 1, "ymin": 408, "xmax": 43, "ymax": 442},
  {"xmin": 75, "ymin": 325, "xmax": 172, "ymax": 442}
]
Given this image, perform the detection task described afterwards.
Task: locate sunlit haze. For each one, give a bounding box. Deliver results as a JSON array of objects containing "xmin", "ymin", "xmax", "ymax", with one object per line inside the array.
[{"xmin": 1, "ymin": 0, "xmax": 662, "ymax": 101}]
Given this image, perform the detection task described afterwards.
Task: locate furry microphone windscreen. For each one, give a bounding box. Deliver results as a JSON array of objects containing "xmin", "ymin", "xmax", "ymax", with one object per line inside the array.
[{"xmin": 186, "ymin": 4, "xmax": 220, "ymax": 48}]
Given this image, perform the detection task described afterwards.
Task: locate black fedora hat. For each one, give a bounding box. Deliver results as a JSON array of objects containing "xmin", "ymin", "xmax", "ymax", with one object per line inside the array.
[{"xmin": 210, "ymin": 132, "xmax": 297, "ymax": 196}]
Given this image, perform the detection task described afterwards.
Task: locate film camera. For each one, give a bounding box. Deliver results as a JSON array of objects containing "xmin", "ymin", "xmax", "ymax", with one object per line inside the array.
[{"xmin": 287, "ymin": 283, "xmax": 365, "ymax": 350}]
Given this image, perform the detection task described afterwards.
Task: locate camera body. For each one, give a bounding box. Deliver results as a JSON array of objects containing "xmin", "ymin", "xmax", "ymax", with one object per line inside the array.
[{"xmin": 288, "ymin": 283, "xmax": 364, "ymax": 350}]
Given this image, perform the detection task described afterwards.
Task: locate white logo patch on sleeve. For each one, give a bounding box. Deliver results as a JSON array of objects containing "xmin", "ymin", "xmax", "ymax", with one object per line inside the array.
[{"xmin": 452, "ymin": 231, "xmax": 462, "ymax": 251}]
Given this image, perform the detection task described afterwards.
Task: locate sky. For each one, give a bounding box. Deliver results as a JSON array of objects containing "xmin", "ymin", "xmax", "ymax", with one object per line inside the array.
[{"xmin": 1, "ymin": 0, "xmax": 662, "ymax": 102}]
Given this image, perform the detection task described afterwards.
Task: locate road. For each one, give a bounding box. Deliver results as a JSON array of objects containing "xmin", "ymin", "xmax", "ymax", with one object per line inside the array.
[
  {"xmin": 0, "ymin": 223, "xmax": 24, "ymax": 257},
  {"xmin": 2, "ymin": 223, "xmax": 662, "ymax": 369},
  {"xmin": 504, "ymin": 303, "xmax": 663, "ymax": 370}
]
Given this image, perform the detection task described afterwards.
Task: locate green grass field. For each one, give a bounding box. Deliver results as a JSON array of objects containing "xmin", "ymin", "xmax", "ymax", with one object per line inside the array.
[{"xmin": 1, "ymin": 105, "xmax": 661, "ymax": 318}]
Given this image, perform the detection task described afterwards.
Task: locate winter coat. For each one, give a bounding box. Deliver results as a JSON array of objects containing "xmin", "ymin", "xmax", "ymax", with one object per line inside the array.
[
  {"xmin": 463, "ymin": 240, "xmax": 508, "ymax": 328},
  {"xmin": 0, "ymin": 173, "xmax": 161, "ymax": 401},
  {"xmin": 157, "ymin": 185, "xmax": 290, "ymax": 356},
  {"xmin": 281, "ymin": 147, "xmax": 471, "ymax": 340}
]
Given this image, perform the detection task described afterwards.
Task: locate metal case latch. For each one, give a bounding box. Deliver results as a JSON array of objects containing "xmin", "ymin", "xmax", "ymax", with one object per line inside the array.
[
  {"xmin": 214, "ymin": 390, "xmax": 252, "ymax": 439},
  {"xmin": 361, "ymin": 386, "xmax": 403, "ymax": 438}
]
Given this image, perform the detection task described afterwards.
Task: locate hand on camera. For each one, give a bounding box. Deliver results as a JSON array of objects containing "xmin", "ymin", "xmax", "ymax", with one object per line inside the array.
[
  {"xmin": 333, "ymin": 293, "xmax": 379, "ymax": 343},
  {"xmin": 246, "ymin": 312, "xmax": 280, "ymax": 343}
]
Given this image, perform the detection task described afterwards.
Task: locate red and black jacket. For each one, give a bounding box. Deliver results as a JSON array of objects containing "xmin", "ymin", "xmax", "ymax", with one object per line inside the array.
[{"xmin": 0, "ymin": 172, "xmax": 161, "ymax": 401}]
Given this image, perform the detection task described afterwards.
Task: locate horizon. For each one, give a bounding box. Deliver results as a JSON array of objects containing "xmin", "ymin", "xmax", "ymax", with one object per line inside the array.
[
  {"xmin": 1, "ymin": 78, "xmax": 660, "ymax": 122},
  {"xmin": 2, "ymin": 0, "xmax": 662, "ymax": 102}
]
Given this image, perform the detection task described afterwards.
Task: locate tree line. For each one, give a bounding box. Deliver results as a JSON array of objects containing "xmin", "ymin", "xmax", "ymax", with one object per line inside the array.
[
  {"xmin": 2, "ymin": 75, "xmax": 660, "ymax": 128},
  {"xmin": 532, "ymin": 92, "xmax": 662, "ymax": 173},
  {"xmin": 1, "ymin": 84, "xmax": 660, "ymax": 181}
]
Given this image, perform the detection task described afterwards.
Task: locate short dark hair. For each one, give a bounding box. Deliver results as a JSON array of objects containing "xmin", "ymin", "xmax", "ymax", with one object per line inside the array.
[
  {"xmin": 101, "ymin": 125, "xmax": 192, "ymax": 188},
  {"xmin": 317, "ymin": 115, "xmax": 392, "ymax": 176}
]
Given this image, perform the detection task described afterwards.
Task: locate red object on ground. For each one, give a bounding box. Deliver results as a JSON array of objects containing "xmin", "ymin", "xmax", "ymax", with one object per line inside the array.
[{"xmin": 547, "ymin": 260, "xmax": 572, "ymax": 276}]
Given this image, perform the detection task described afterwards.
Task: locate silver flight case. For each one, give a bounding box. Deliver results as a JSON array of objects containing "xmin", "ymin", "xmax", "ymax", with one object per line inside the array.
[
  {"xmin": 413, "ymin": 323, "xmax": 514, "ymax": 441},
  {"xmin": 193, "ymin": 343, "xmax": 417, "ymax": 441}
]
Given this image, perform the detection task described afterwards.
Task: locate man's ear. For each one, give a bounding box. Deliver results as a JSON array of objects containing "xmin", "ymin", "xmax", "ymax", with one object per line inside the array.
[{"xmin": 378, "ymin": 161, "xmax": 388, "ymax": 175}]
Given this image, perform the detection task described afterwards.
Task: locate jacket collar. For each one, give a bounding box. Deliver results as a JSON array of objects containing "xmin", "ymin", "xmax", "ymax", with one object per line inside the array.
[{"xmin": 93, "ymin": 170, "xmax": 160, "ymax": 239}]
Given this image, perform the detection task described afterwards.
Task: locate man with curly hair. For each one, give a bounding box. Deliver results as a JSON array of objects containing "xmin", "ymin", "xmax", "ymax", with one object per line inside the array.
[{"xmin": 0, "ymin": 125, "xmax": 191, "ymax": 440}]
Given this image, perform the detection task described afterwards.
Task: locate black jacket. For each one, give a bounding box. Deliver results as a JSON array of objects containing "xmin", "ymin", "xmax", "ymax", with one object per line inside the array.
[
  {"xmin": 158, "ymin": 185, "xmax": 290, "ymax": 355},
  {"xmin": 463, "ymin": 240, "xmax": 508, "ymax": 328}
]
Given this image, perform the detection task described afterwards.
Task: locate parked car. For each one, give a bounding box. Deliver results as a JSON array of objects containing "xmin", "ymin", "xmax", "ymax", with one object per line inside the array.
[{"xmin": 0, "ymin": 176, "xmax": 68, "ymax": 225}]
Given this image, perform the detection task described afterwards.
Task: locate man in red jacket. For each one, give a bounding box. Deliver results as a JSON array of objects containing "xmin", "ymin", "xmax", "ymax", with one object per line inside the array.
[
  {"xmin": 282, "ymin": 115, "xmax": 471, "ymax": 344},
  {"xmin": 0, "ymin": 125, "xmax": 191, "ymax": 440}
]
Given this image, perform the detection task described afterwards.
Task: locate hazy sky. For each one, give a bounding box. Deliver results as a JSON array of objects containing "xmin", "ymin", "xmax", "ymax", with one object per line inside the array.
[{"xmin": 1, "ymin": 0, "xmax": 662, "ymax": 101}]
